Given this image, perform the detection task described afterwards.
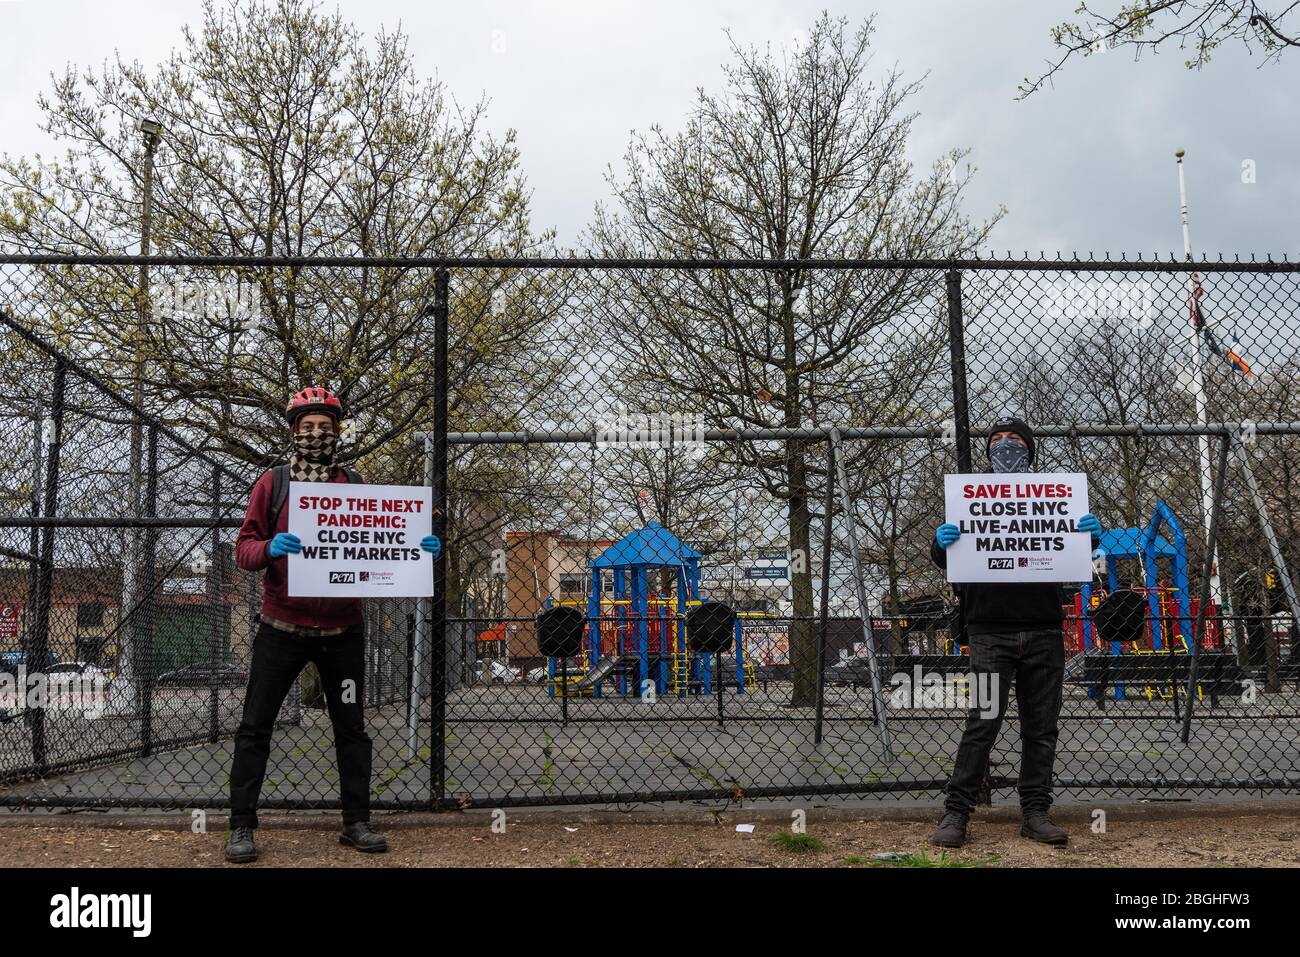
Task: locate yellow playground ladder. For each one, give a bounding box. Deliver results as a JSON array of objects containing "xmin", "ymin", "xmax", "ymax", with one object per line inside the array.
[{"xmin": 670, "ymin": 648, "xmax": 691, "ymax": 696}]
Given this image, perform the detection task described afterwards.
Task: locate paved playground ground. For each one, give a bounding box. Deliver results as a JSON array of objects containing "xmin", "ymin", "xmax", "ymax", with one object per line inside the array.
[{"xmin": 3, "ymin": 682, "xmax": 1299, "ymax": 809}]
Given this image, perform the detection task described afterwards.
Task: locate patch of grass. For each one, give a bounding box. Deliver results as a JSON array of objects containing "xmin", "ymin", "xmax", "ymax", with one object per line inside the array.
[
  {"xmin": 539, "ymin": 729, "xmax": 555, "ymax": 794},
  {"xmin": 871, "ymin": 846, "xmax": 999, "ymax": 868},
  {"xmin": 768, "ymin": 831, "xmax": 825, "ymax": 853},
  {"xmin": 668, "ymin": 751, "xmax": 725, "ymax": 789},
  {"xmin": 841, "ymin": 854, "xmax": 870, "ymax": 866}
]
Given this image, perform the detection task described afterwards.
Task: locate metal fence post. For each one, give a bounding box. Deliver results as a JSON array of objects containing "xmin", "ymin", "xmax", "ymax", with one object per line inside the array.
[
  {"xmin": 22, "ymin": 397, "xmax": 43, "ymax": 737},
  {"xmin": 208, "ymin": 463, "xmax": 221, "ymax": 742},
  {"xmin": 814, "ymin": 438, "xmax": 834, "ymax": 746},
  {"xmin": 945, "ymin": 269, "xmax": 973, "ymax": 473},
  {"xmin": 408, "ymin": 435, "xmax": 431, "ymax": 761},
  {"xmin": 1233, "ymin": 432, "xmax": 1300, "ymax": 693},
  {"xmin": 27, "ymin": 361, "xmax": 66, "ymax": 776},
  {"xmin": 945, "ymin": 268, "xmax": 991, "ymax": 803},
  {"xmin": 1181, "ymin": 430, "xmax": 1232, "ymax": 743},
  {"xmin": 430, "ymin": 268, "xmax": 450, "ymax": 808},
  {"xmin": 828, "ymin": 427, "xmax": 892, "ymax": 761},
  {"xmin": 139, "ymin": 425, "xmax": 158, "ymax": 755}
]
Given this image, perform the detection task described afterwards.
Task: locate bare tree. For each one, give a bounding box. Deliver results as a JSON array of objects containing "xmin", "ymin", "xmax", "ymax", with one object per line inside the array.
[
  {"xmin": 1022, "ymin": 1, "xmax": 1300, "ymax": 97},
  {"xmin": 0, "ymin": 0, "xmax": 550, "ymax": 471},
  {"xmin": 590, "ymin": 13, "xmax": 999, "ymax": 704},
  {"xmin": 0, "ymin": 0, "xmax": 582, "ymax": 636}
]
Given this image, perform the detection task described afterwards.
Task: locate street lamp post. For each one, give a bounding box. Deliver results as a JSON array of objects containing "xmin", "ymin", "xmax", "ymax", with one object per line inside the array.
[{"xmin": 111, "ymin": 118, "xmax": 163, "ymax": 713}]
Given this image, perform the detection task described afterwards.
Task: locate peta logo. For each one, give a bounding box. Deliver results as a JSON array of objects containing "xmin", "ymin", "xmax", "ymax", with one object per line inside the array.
[
  {"xmin": 328, "ymin": 571, "xmax": 356, "ymax": 584},
  {"xmin": 50, "ymin": 887, "xmax": 151, "ymax": 937},
  {"xmin": 987, "ymin": 558, "xmax": 1014, "ymax": 570}
]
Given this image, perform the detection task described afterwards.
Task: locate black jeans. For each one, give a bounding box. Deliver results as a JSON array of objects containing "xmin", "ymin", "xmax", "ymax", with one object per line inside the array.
[
  {"xmin": 229, "ymin": 621, "xmax": 372, "ymax": 829},
  {"xmin": 944, "ymin": 627, "xmax": 1065, "ymax": 815}
]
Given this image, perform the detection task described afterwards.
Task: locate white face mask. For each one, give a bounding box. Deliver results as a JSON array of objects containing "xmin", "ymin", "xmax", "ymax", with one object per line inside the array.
[{"xmin": 989, "ymin": 438, "xmax": 1030, "ymax": 474}]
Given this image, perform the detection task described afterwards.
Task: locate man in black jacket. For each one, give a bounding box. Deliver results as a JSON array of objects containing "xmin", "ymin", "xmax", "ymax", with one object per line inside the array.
[{"xmin": 930, "ymin": 417, "xmax": 1101, "ymax": 848}]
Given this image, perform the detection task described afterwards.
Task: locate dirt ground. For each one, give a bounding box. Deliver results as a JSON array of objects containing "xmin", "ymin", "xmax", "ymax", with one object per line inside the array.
[{"xmin": 1, "ymin": 805, "xmax": 1298, "ymax": 867}]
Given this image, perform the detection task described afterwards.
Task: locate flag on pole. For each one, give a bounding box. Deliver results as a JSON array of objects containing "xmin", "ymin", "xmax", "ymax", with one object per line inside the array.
[{"xmin": 1189, "ymin": 274, "xmax": 1254, "ymax": 378}]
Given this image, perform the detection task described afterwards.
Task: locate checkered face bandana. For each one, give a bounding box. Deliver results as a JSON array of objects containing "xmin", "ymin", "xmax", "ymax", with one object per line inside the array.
[{"xmin": 289, "ymin": 426, "xmax": 337, "ymax": 482}]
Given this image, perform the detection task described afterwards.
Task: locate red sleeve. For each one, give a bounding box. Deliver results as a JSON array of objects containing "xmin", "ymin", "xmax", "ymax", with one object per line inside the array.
[{"xmin": 235, "ymin": 470, "xmax": 275, "ymax": 572}]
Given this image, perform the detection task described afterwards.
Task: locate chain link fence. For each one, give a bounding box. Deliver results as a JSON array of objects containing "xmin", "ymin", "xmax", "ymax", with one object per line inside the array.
[{"xmin": 1, "ymin": 254, "xmax": 1298, "ymax": 810}]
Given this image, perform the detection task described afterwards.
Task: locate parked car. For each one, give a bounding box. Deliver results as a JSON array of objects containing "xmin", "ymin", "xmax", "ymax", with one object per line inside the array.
[
  {"xmin": 525, "ymin": 666, "xmax": 550, "ymax": 684},
  {"xmin": 824, "ymin": 655, "xmax": 876, "ymax": 687},
  {"xmin": 44, "ymin": 661, "xmax": 114, "ymax": 683},
  {"xmin": 474, "ymin": 660, "xmax": 521, "ymax": 684},
  {"xmin": 156, "ymin": 661, "xmax": 249, "ymax": 687}
]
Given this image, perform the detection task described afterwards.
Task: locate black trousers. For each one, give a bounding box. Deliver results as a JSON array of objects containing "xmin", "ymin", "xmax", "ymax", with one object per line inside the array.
[
  {"xmin": 229, "ymin": 621, "xmax": 372, "ymax": 829},
  {"xmin": 944, "ymin": 627, "xmax": 1065, "ymax": 815}
]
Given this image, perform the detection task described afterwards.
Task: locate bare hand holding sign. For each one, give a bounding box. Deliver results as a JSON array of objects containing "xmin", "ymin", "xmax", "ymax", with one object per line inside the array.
[
  {"xmin": 943, "ymin": 472, "xmax": 1092, "ymax": 583},
  {"xmin": 287, "ymin": 482, "xmax": 434, "ymax": 597}
]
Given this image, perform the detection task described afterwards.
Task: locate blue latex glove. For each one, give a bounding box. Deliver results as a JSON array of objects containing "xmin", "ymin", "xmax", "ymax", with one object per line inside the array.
[
  {"xmin": 420, "ymin": 534, "xmax": 442, "ymax": 557},
  {"xmin": 1078, "ymin": 513, "xmax": 1102, "ymax": 537},
  {"xmin": 935, "ymin": 523, "xmax": 961, "ymax": 548},
  {"xmin": 267, "ymin": 532, "xmax": 302, "ymax": 559}
]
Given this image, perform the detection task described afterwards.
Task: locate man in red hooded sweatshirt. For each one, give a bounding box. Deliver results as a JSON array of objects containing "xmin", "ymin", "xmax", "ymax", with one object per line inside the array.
[{"xmin": 224, "ymin": 387, "xmax": 441, "ymax": 863}]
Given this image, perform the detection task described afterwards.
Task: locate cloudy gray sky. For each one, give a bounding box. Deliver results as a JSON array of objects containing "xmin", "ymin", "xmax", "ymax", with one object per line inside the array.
[{"xmin": 3, "ymin": 0, "xmax": 1297, "ymax": 258}]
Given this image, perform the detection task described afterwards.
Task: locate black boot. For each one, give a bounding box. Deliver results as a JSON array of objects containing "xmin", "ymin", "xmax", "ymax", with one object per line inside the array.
[
  {"xmin": 930, "ymin": 810, "xmax": 969, "ymax": 848},
  {"xmin": 340, "ymin": 821, "xmax": 388, "ymax": 853},
  {"xmin": 225, "ymin": 826, "xmax": 257, "ymax": 863},
  {"xmin": 1020, "ymin": 809, "xmax": 1068, "ymax": 845}
]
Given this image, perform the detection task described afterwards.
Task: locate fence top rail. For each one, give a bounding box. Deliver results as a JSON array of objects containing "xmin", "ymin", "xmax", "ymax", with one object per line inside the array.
[
  {"xmin": 1, "ymin": 253, "xmax": 1298, "ymax": 272},
  {"xmin": 424, "ymin": 422, "xmax": 1300, "ymax": 446}
]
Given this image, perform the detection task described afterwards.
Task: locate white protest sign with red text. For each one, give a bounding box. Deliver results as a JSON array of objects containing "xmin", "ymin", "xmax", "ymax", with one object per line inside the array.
[
  {"xmin": 287, "ymin": 482, "xmax": 434, "ymax": 597},
  {"xmin": 942, "ymin": 472, "xmax": 1092, "ymax": 583}
]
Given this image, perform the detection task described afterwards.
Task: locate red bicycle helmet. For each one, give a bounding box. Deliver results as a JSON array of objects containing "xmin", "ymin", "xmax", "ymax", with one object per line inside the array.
[{"xmin": 286, "ymin": 386, "xmax": 344, "ymax": 428}]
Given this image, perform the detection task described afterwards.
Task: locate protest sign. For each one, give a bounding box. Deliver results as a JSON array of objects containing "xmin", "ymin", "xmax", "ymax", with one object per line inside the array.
[
  {"xmin": 942, "ymin": 472, "xmax": 1092, "ymax": 583},
  {"xmin": 287, "ymin": 482, "xmax": 434, "ymax": 597}
]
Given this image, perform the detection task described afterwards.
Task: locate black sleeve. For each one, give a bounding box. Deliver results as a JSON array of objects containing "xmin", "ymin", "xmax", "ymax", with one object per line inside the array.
[{"xmin": 930, "ymin": 535, "xmax": 947, "ymax": 570}]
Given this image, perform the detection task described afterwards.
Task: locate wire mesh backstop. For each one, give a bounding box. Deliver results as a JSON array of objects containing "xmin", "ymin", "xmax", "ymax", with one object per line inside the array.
[{"xmin": 1, "ymin": 254, "xmax": 1298, "ymax": 810}]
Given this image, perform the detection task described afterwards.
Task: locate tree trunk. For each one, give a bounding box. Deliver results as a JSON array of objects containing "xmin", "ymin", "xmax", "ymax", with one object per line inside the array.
[{"xmin": 886, "ymin": 561, "xmax": 903, "ymax": 656}]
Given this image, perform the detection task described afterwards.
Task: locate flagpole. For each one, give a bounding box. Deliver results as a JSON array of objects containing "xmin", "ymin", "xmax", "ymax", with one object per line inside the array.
[{"xmin": 1176, "ymin": 148, "xmax": 1223, "ymax": 609}]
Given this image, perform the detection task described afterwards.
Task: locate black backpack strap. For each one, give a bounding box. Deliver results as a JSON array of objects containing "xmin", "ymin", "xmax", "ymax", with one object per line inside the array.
[
  {"xmin": 267, "ymin": 464, "xmax": 291, "ymax": 533},
  {"xmin": 268, "ymin": 463, "xmax": 362, "ymax": 532}
]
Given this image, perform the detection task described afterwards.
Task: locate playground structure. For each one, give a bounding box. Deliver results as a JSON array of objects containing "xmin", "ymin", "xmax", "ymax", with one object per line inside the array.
[
  {"xmin": 1066, "ymin": 502, "xmax": 1232, "ymax": 702},
  {"xmin": 525, "ymin": 504, "xmax": 1253, "ymax": 706},
  {"xmin": 1068, "ymin": 502, "xmax": 1223, "ymax": 656},
  {"xmin": 543, "ymin": 522, "xmax": 757, "ymax": 698}
]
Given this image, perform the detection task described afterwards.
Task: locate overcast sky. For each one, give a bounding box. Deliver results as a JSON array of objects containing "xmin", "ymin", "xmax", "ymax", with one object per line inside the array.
[{"xmin": 3, "ymin": 0, "xmax": 1297, "ymax": 258}]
